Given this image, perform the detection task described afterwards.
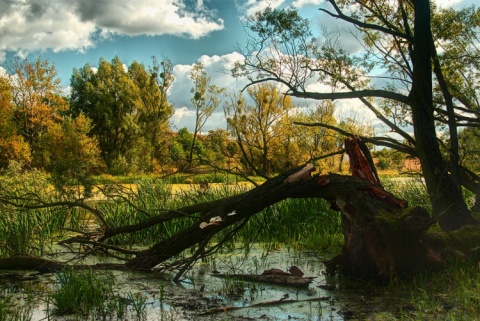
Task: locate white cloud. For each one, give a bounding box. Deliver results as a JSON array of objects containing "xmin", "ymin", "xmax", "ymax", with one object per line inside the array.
[
  {"xmin": 75, "ymin": 0, "xmax": 223, "ymax": 38},
  {"xmin": 169, "ymin": 52, "xmax": 249, "ymax": 131},
  {"xmin": 0, "ymin": 0, "xmax": 224, "ymax": 59},
  {"xmin": 434, "ymin": 0, "xmax": 464, "ymax": 8},
  {"xmin": 0, "ymin": 2, "xmax": 95, "ymax": 57},
  {"xmin": 171, "ymin": 106, "xmax": 195, "ymax": 130},
  {"xmin": 292, "ymin": 0, "xmax": 323, "ymax": 8},
  {"xmin": 241, "ymin": 0, "xmax": 286, "ymax": 17},
  {"xmin": 170, "ymin": 52, "xmax": 247, "ymax": 108}
]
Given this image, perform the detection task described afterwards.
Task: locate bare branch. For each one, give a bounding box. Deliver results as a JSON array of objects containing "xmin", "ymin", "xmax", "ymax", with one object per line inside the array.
[{"xmin": 320, "ymin": 0, "xmax": 411, "ymax": 40}]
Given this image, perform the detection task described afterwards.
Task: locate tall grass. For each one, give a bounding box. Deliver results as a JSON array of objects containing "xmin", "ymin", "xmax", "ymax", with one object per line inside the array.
[
  {"xmin": 47, "ymin": 268, "xmax": 148, "ymax": 320},
  {"xmin": 397, "ymin": 259, "xmax": 480, "ymax": 320},
  {"xmin": 0, "ymin": 163, "xmax": 73, "ymax": 258},
  {"xmin": 0, "ymin": 296, "xmax": 33, "ymax": 321},
  {"xmin": 0, "ymin": 170, "xmax": 433, "ymax": 258},
  {"xmin": 382, "ymin": 177, "xmax": 431, "ymax": 210},
  {"xmin": 48, "ymin": 268, "xmax": 116, "ymax": 316},
  {"xmin": 230, "ymin": 198, "xmax": 343, "ymax": 253}
]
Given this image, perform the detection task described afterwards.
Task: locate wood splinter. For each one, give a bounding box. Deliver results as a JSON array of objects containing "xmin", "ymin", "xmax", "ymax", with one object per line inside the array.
[{"xmin": 284, "ymin": 164, "xmax": 315, "ymax": 184}]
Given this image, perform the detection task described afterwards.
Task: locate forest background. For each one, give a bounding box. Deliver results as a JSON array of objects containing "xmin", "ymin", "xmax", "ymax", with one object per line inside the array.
[
  {"xmin": 0, "ymin": 55, "xmax": 418, "ymax": 188},
  {"xmin": 0, "ymin": 0, "xmax": 479, "ymax": 199}
]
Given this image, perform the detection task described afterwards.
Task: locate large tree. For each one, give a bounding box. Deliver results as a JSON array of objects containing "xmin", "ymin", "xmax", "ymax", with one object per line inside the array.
[
  {"xmin": 129, "ymin": 57, "xmax": 174, "ymax": 166},
  {"xmin": 225, "ymin": 83, "xmax": 294, "ymax": 176},
  {"xmin": 0, "ymin": 76, "xmax": 31, "ymax": 167},
  {"xmin": 8, "ymin": 57, "xmax": 68, "ymax": 167},
  {"xmin": 70, "ymin": 56, "xmax": 174, "ymax": 172},
  {"xmin": 70, "ymin": 56, "xmax": 142, "ymax": 170},
  {"xmin": 234, "ymin": 1, "xmax": 480, "ymax": 232}
]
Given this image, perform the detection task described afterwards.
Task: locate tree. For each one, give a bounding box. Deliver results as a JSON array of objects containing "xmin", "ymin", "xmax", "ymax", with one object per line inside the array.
[
  {"xmin": 458, "ymin": 127, "xmax": 480, "ymax": 173},
  {"xmin": 289, "ymin": 102, "xmax": 339, "ymax": 171},
  {"xmin": 188, "ymin": 62, "xmax": 225, "ymax": 163},
  {"xmin": 3, "ymin": 0, "xmax": 480, "ymax": 285},
  {"xmin": 235, "ymin": 3, "xmax": 479, "ymax": 231},
  {"xmin": 129, "ymin": 57, "xmax": 174, "ymax": 167},
  {"xmin": 8, "ymin": 57, "xmax": 68, "ymax": 167},
  {"xmin": 70, "ymin": 56, "xmax": 170, "ymax": 172},
  {"xmin": 44, "ymin": 114, "xmax": 104, "ymax": 197},
  {"xmin": 225, "ymin": 84, "xmax": 294, "ymax": 176},
  {"xmin": 0, "ymin": 76, "xmax": 31, "ymax": 168},
  {"xmin": 202, "ymin": 129, "xmax": 230, "ymax": 167},
  {"xmin": 375, "ymin": 148, "xmax": 405, "ymax": 171}
]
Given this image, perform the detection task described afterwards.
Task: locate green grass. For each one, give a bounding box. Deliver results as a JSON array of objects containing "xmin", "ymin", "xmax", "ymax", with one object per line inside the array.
[
  {"xmin": 397, "ymin": 260, "xmax": 480, "ymax": 320},
  {"xmin": 47, "ymin": 268, "xmax": 148, "ymax": 320},
  {"xmin": 230, "ymin": 198, "xmax": 343, "ymax": 253},
  {"xmin": 0, "ymin": 296, "xmax": 32, "ymax": 321},
  {"xmin": 93, "ymin": 171, "xmax": 265, "ymax": 185}
]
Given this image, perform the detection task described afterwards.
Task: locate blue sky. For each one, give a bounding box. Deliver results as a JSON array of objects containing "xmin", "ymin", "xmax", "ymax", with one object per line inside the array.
[{"xmin": 0, "ymin": 0, "xmax": 476, "ymax": 131}]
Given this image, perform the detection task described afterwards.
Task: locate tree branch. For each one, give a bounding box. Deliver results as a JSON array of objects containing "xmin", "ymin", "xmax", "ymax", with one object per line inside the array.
[
  {"xmin": 320, "ymin": 0, "xmax": 411, "ymax": 41},
  {"xmin": 288, "ymin": 89, "xmax": 410, "ymax": 105}
]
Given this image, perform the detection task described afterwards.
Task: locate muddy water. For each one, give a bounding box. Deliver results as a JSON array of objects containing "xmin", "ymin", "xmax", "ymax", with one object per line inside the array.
[{"xmin": 0, "ymin": 245, "xmax": 414, "ymax": 320}]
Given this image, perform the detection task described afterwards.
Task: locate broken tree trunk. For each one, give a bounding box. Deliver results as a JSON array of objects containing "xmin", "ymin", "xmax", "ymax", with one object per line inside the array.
[
  {"xmin": 121, "ymin": 133, "xmax": 477, "ymax": 279},
  {"xmin": 1, "ymin": 138, "xmax": 479, "ymax": 279},
  {"xmin": 124, "ymin": 166, "xmax": 372, "ymax": 270}
]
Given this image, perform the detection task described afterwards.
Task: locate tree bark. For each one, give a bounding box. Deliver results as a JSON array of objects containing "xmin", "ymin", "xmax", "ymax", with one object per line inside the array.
[{"xmin": 409, "ymin": 0, "xmax": 474, "ymax": 231}]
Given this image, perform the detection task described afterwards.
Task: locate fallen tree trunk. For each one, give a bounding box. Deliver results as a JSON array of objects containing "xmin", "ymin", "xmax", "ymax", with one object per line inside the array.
[
  {"xmin": 124, "ymin": 167, "xmax": 372, "ymax": 270},
  {"xmin": 1, "ymin": 141, "xmax": 479, "ymax": 280}
]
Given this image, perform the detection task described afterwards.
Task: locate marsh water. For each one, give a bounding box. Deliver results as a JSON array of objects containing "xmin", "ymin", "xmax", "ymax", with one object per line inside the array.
[{"xmin": 0, "ymin": 244, "xmax": 416, "ymax": 321}]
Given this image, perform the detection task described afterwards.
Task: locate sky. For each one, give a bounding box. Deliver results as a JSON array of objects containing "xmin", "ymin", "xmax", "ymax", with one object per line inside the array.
[{"xmin": 0, "ymin": 0, "xmax": 476, "ymax": 132}]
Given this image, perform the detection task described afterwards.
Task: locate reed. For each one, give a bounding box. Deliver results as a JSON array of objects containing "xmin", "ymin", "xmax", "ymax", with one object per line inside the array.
[
  {"xmin": 48, "ymin": 268, "xmax": 115, "ymax": 316},
  {"xmin": 47, "ymin": 268, "xmax": 149, "ymax": 320},
  {"xmin": 0, "ymin": 296, "xmax": 32, "ymax": 321}
]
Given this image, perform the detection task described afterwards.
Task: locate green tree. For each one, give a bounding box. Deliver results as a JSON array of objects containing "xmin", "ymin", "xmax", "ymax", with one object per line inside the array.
[
  {"xmin": 44, "ymin": 114, "xmax": 104, "ymax": 197},
  {"xmin": 237, "ymin": 3, "xmax": 480, "ymax": 231},
  {"xmin": 375, "ymin": 149, "xmax": 405, "ymax": 171},
  {"xmin": 290, "ymin": 101, "xmax": 339, "ymax": 171},
  {"xmin": 188, "ymin": 62, "xmax": 225, "ymax": 163},
  {"xmin": 129, "ymin": 57, "xmax": 174, "ymax": 167},
  {"xmin": 70, "ymin": 56, "xmax": 144, "ymax": 171},
  {"xmin": 459, "ymin": 127, "xmax": 480, "ymax": 173}
]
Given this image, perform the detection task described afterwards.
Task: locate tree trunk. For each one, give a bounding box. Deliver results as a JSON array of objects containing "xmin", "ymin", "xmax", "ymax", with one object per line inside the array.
[{"xmin": 409, "ymin": 0, "xmax": 474, "ymax": 232}]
